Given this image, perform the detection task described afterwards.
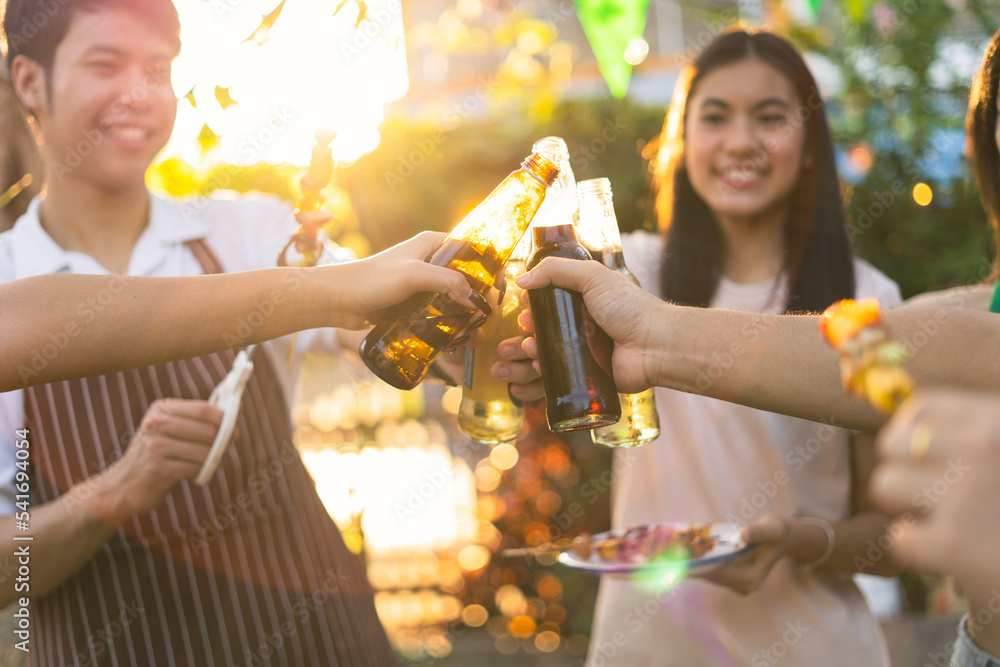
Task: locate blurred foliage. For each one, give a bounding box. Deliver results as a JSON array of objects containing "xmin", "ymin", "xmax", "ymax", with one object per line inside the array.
[
  {"xmin": 783, "ymin": 0, "xmax": 997, "ymax": 296},
  {"xmin": 404, "ymin": 4, "xmax": 576, "ymax": 121}
]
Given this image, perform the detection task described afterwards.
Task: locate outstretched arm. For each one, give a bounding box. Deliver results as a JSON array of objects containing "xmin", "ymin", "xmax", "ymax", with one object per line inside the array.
[
  {"xmin": 1, "ymin": 232, "xmax": 476, "ymax": 392},
  {"xmin": 517, "ymin": 257, "xmax": 1000, "ymax": 432}
]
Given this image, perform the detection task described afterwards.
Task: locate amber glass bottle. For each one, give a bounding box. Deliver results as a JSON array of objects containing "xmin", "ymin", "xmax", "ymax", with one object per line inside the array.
[
  {"xmin": 527, "ymin": 223, "xmax": 621, "ymax": 431},
  {"xmin": 456, "ymin": 137, "xmax": 576, "ymax": 442},
  {"xmin": 576, "ymin": 178, "xmax": 661, "ymax": 447},
  {"xmin": 360, "ymin": 153, "xmax": 559, "ymax": 390}
]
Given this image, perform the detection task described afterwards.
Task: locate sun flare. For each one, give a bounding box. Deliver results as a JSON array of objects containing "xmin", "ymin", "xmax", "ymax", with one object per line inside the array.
[{"xmin": 167, "ymin": 0, "xmax": 408, "ymax": 167}]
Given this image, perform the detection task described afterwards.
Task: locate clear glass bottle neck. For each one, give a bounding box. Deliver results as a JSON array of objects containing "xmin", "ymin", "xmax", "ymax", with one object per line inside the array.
[
  {"xmin": 531, "ymin": 136, "xmax": 578, "ymax": 220},
  {"xmin": 531, "ymin": 137, "xmax": 575, "ymax": 190},
  {"xmin": 577, "ymin": 178, "xmax": 623, "ymax": 256}
]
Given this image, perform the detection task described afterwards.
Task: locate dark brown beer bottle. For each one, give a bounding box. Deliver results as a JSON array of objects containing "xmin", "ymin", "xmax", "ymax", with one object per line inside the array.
[
  {"xmin": 527, "ymin": 223, "xmax": 621, "ymax": 431},
  {"xmin": 360, "ymin": 152, "xmax": 560, "ymax": 390}
]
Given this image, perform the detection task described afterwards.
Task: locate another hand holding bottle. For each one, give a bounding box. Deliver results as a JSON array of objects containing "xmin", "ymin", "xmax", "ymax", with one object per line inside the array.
[{"xmin": 516, "ymin": 256, "xmax": 666, "ymax": 396}]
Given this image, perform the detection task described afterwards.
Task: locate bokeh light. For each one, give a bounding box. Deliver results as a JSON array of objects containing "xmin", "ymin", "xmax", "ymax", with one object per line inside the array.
[
  {"xmin": 624, "ymin": 37, "xmax": 650, "ymax": 66},
  {"xmin": 509, "ymin": 615, "xmax": 537, "ymax": 638},
  {"xmin": 913, "ymin": 182, "xmax": 933, "ymax": 206},
  {"xmin": 461, "ymin": 604, "xmax": 489, "ymax": 627},
  {"xmin": 458, "ymin": 545, "xmax": 491, "ymax": 572},
  {"xmin": 535, "ymin": 630, "xmax": 561, "ymax": 653},
  {"xmin": 490, "ymin": 443, "xmax": 520, "ymax": 470}
]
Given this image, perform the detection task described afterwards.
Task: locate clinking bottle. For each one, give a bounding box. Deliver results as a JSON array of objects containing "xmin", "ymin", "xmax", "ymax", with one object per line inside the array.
[
  {"xmin": 360, "ymin": 152, "xmax": 560, "ymax": 390},
  {"xmin": 455, "ymin": 137, "xmax": 576, "ymax": 443},
  {"xmin": 456, "ymin": 233, "xmax": 530, "ymax": 444},
  {"xmin": 576, "ymin": 178, "xmax": 661, "ymax": 447},
  {"xmin": 526, "ymin": 222, "xmax": 620, "ymax": 430}
]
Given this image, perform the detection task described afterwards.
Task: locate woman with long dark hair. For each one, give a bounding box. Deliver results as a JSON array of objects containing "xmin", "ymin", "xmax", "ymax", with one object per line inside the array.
[{"xmin": 586, "ymin": 29, "xmax": 902, "ymax": 665}]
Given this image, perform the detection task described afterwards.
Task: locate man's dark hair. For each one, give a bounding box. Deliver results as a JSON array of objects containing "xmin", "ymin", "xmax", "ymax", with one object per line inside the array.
[{"xmin": 4, "ymin": 0, "xmax": 180, "ymax": 73}]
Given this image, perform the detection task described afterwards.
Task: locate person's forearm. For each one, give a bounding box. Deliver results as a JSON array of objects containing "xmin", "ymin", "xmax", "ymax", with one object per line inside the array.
[
  {"xmin": 0, "ymin": 476, "xmax": 122, "ymax": 608},
  {"xmin": 784, "ymin": 511, "xmax": 903, "ymax": 577},
  {"xmin": 650, "ymin": 304, "xmax": 1000, "ymax": 431},
  {"xmin": 648, "ymin": 306, "xmax": 884, "ymax": 429},
  {"xmin": 0, "ymin": 268, "xmax": 331, "ymax": 392}
]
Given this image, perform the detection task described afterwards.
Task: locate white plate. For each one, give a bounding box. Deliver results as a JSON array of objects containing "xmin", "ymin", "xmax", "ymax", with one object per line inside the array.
[{"xmin": 557, "ymin": 521, "xmax": 752, "ymax": 577}]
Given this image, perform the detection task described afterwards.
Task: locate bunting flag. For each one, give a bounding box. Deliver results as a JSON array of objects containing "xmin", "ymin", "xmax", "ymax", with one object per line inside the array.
[
  {"xmin": 574, "ymin": 0, "xmax": 650, "ymax": 98},
  {"xmin": 806, "ymin": 0, "xmax": 825, "ymax": 18}
]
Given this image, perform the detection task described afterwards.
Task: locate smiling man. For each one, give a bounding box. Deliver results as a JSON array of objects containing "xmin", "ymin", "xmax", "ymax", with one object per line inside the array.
[{"xmin": 0, "ymin": 1, "xmax": 404, "ymax": 664}]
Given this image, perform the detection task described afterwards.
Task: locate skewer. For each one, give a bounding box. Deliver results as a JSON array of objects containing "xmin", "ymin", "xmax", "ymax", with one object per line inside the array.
[
  {"xmin": 195, "ymin": 129, "xmax": 338, "ymax": 485},
  {"xmin": 499, "ymin": 544, "xmax": 573, "ymax": 558}
]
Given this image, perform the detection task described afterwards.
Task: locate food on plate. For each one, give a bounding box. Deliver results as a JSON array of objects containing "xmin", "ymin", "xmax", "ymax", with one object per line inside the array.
[
  {"xmin": 571, "ymin": 523, "xmax": 717, "ymax": 564},
  {"xmin": 818, "ymin": 298, "xmax": 914, "ymax": 413}
]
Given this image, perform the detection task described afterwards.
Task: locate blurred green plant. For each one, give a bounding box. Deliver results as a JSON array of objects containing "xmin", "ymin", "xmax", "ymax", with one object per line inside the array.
[{"xmin": 788, "ymin": 0, "xmax": 996, "ymax": 296}]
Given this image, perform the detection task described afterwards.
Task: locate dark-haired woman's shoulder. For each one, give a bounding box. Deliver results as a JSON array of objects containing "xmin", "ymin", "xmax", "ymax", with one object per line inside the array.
[
  {"xmin": 853, "ymin": 257, "xmax": 903, "ymax": 308},
  {"xmin": 904, "ymin": 283, "xmax": 994, "ymax": 312},
  {"xmin": 621, "ymin": 230, "xmax": 664, "ymax": 294}
]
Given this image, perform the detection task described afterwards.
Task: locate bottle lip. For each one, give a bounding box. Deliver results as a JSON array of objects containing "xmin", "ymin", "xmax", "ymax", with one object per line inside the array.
[
  {"xmin": 577, "ymin": 177, "xmax": 613, "ymax": 200},
  {"xmin": 532, "ymin": 136, "xmax": 570, "ymax": 157},
  {"xmin": 522, "ymin": 153, "xmax": 560, "ymax": 187}
]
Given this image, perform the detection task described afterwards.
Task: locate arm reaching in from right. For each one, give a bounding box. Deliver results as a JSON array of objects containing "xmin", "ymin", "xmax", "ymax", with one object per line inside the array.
[{"xmin": 517, "ymin": 258, "xmax": 1000, "ymax": 432}]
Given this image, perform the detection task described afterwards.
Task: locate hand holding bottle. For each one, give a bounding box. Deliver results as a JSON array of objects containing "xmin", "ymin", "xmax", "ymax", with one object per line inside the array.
[
  {"xmin": 490, "ymin": 285, "xmax": 545, "ymax": 403},
  {"xmin": 516, "ymin": 256, "xmax": 666, "ymax": 395},
  {"xmin": 328, "ymin": 231, "xmax": 488, "ymax": 331}
]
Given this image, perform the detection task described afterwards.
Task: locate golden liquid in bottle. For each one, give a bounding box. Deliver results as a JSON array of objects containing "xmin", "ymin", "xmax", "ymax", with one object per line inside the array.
[
  {"xmin": 457, "ymin": 260, "xmax": 528, "ymax": 443},
  {"xmin": 360, "ymin": 239, "xmax": 503, "ymax": 390},
  {"xmin": 588, "ymin": 249, "xmax": 661, "ymax": 448},
  {"xmin": 592, "ymin": 388, "xmax": 660, "ymax": 448}
]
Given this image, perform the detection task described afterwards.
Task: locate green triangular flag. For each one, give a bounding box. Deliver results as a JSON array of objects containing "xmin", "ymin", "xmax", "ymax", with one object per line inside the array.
[{"xmin": 575, "ymin": 0, "xmax": 651, "ymax": 98}]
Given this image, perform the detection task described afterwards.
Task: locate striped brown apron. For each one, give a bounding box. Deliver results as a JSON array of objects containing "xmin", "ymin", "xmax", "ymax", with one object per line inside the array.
[{"xmin": 25, "ymin": 240, "xmax": 397, "ymax": 667}]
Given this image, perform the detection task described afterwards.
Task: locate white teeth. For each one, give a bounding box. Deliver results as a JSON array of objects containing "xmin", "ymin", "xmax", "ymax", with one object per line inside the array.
[
  {"xmin": 108, "ymin": 126, "xmax": 145, "ymax": 140},
  {"xmin": 721, "ymin": 170, "xmax": 761, "ymax": 182}
]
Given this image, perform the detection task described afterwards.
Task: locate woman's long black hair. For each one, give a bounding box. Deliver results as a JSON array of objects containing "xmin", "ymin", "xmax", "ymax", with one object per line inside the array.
[{"xmin": 650, "ymin": 29, "xmax": 854, "ymax": 313}]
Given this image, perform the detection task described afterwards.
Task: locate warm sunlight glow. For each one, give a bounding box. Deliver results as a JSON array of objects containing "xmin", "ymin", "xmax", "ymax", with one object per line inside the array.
[{"xmin": 168, "ymin": 0, "xmax": 408, "ymax": 166}]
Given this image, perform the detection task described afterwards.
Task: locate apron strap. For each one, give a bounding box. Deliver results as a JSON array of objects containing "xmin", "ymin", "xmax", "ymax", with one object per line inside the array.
[{"xmin": 184, "ymin": 238, "xmax": 225, "ymax": 275}]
